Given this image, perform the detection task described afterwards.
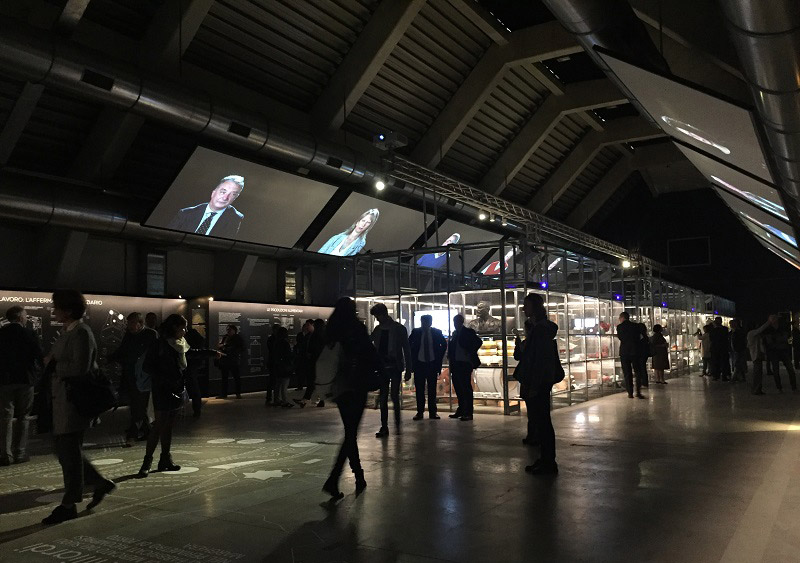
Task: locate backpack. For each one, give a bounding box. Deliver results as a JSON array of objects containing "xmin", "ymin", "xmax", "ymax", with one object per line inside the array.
[
  {"xmin": 314, "ymin": 342, "xmax": 343, "ymax": 401},
  {"xmin": 550, "ymin": 340, "xmax": 566, "ymax": 384}
]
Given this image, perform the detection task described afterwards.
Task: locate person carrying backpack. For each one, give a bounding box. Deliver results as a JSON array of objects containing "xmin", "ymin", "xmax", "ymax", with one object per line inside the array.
[
  {"xmin": 321, "ymin": 297, "xmax": 379, "ymax": 500},
  {"xmin": 517, "ymin": 293, "xmax": 562, "ymax": 476}
]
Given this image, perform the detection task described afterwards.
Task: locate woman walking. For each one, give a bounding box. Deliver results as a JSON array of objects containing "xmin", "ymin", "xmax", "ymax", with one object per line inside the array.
[
  {"xmin": 43, "ymin": 290, "xmax": 115, "ymax": 524},
  {"xmin": 137, "ymin": 314, "xmax": 189, "ymax": 477},
  {"xmin": 322, "ymin": 297, "xmax": 378, "ymax": 499},
  {"xmin": 651, "ymin": 325, "xmax": 670, "ymax": 384}
]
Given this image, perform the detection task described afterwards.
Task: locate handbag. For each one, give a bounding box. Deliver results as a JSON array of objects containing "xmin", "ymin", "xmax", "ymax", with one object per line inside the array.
[
  {"xmin": 66, "ymin": 369, "xmax": 119, "ymax": 419},
  {"xmin": 314, "ymin": 342, "xmax": 343, "ymax": 400}
]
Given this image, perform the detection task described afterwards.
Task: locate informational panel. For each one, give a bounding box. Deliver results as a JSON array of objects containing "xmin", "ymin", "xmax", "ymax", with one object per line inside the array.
[
  {"xmin": 417, "ymin": 219, "xmax": 502, "ymax": 272},
  {"xmin": 311, "ymin": 191, "xmax": 427, "ymax": 256},
  {"xmin": 599, "ymin": 51, "xmax": 773, "ymax": 182},
  {"xmin": 208, "ymin": 301, "xmax": 333, "ymax": 377},
  {"xmin": 146, "ymin": 147, "xmax": 338, "ymax": 248},
  {"xmin": 0, "ymin": 290, "xmax": 184, "ymax": 387},
  {"xmin": 676, "ymin": 143, "xmax": 787, "ymax": 221}
]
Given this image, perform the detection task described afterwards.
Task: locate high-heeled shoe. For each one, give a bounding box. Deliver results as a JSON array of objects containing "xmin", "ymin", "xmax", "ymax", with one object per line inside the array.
[
  {"xmin": 157, "ymin": 454, "xmax": 181, "ymax": 472},
  {"xmin": 137, "ymin": 455, "xmax": 153, "ymax": 479},
  {"xmin": 322, "ymin": 478, "xmax": 344, "ymax": 500}
]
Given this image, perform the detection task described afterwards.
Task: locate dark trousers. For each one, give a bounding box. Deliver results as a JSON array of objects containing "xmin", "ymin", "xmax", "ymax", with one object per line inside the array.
[
  {"xmin": 302, "ymin": 369, "xmax": 317, "ymax": 401},
  {"xmin": 529, "ymin": 386, "xmax": 555, "ymax": 464},
  {"xmin": 144, "ymin": 410, "xmax": 178, "ymax": 460},
  {"xmin": 710, "ymin": 353, "xmax": 731, "ymax": 380},
  {"xmin": 522, "ymin": 384, "xmax": 537, "ymax": 442},
  {"xmin": 185, "ymin": 369, "xmax": 202, "ymax": 414},
  {"xmin": 450, "ymin": 361, "xmax": 474, "ymax": 416},
  {"xmin": 638, "ymin": 356, "xmax": 649, "ymax": 386},
  {"xmin": 414, "ymin": 362, "xmax": 439, "ymax": 415},
  {"xmin": 702, "ymin": 357, "xmax": 710, "ymax": 374},
  {"xmin": 621, "ymin": 354, "xmax": 642, "ymax": 396},
  {"xmin": 265, "ymin": 370, "xmax": 275, "ymax": 403},
  {"xmin": 122, "ymin": 375, "xmax": 150, "ymax": 440},
  {"xmin": 378, "ymin": 368, "xmax": 402, "ymax": 428},
  {"xmin": 328, "ymin": 391, "xmax": 366, "ymax": 483},
  {"xmin": 769, "ymin": 350, "xmax": 797, "ymax": 391},
  {"xmin": 0, "ymin": 384, "xmax": 34, "ymax": 463},
  {"xmin": 220, "ymin": 364, "xmax": 241, "ymax": 397},
  {"xmin": 54, "ymin": 431, "xmax": 104, "ymax": 505},
  {"xmin": 751, "ymin": 359, "xmax": 763, "ymax": 393},
  {"xmin": 732, "ymin": 351, "xmax": 748, "ymax": 382}
]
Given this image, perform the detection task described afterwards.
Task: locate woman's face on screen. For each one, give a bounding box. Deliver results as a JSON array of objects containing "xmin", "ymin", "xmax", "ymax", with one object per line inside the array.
[{"xmin": 354, "ymin": 214, "xmax": 373, "ymax": 234}]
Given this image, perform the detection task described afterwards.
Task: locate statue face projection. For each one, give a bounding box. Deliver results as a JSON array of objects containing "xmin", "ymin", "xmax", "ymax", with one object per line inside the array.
[{"xmin": 476, "ymin": 301, "xmax": 490, "ymax": 318}]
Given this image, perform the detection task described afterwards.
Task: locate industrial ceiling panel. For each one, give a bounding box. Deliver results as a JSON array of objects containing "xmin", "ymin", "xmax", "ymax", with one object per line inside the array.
[
  {"xmin": 547, "ymin": 146, "xmax": 622, "ymax": 221},
  {"xmin": 0, "ymin": 76, "xmax": 26, "ymax": 132},
  {"xmin": 183, "ymin": 0, "xmax": 375, "ymax": 112},
  {"xmin": 344, "ymin": 1, "xmax": 491, "ymax": 146},
  {"xmin": 82, "ymin": 0, "xmax": 162, "ymax": 41},
  {"xmin": 6, "ymin": 89, "xmax": 103, "ymax": 176}
]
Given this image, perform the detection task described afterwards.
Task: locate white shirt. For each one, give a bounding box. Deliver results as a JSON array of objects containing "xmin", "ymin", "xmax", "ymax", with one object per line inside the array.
[
  {"xmin": 417, "ymin": 328, "xmax": 434, "ymax": 362},
  {"xmin": 195, "ymin": 204, "xmax": 225, "ymax": 235}
]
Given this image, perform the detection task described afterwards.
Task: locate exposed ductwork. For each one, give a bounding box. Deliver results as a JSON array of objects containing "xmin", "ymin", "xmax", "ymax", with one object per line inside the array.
[
  {"xmin": 0, "ymin": 18, "xmax": 376, "ymax": 186},
  {"xmin": 719, "ymin": 1, "xmax": 800, "ymax": 207},
  {"xmin": 541, "ymin": 0, "xmax": 670, "ymax": 126}
]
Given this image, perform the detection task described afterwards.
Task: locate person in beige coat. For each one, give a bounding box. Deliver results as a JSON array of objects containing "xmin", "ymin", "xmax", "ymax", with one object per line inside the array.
[{"xmin": 42, "ymin": 290, "xmax": 115, "ymax": 525}]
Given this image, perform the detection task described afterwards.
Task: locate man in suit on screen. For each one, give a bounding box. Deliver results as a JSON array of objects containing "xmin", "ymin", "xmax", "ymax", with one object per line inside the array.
[{"xmin": 167, "ymin": 175, "xmax": 245, "ymax": 238}]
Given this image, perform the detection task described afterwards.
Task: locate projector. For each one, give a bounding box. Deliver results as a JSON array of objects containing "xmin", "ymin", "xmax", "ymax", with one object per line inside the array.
[{"xmin": 373, "ymin": 131, "xmax": 408, "ymax": 150}]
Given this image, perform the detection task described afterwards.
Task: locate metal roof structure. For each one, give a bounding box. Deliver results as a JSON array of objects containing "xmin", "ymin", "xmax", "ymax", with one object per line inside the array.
[{"xmin": 0, "ymin": 0, "xmax": 793, "ymax": 273}]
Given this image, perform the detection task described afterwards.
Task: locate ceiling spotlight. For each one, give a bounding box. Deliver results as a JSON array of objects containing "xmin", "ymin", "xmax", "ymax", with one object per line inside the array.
[
  {"xmin": 478, "ymin": 211, "xmax": 487, "ymax": 221},
  {"xmin": 489, "ymin": 212, "xmax": 496, "ymax": 223},
  {"xmin": 209, "ymin": 296, "xmax": 214, "ymax": 302},
  {"xmin": 500, "ymin": 217, "xmax": 508, "ymax": 226},
  {"xmin": 375, "ymin": 180, "xmax": 385, "ymax": 191},
  {"xmin": 622, "ymin": 259, "xmax": 632, "ymax": 269}
]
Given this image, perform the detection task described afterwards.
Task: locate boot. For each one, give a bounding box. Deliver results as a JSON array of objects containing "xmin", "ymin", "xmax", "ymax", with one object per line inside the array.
[
  {"xmin": 354, "ymin": 469, "xmax": 367, "ymax": 495},
  {"xmin": 158, "ymin": 453, "xmax": 181, "ymax": 472},
  {"xmin": 137, "ymin": 455, "xmax": 153, "ymax": 479},
  {"xmin": 322, "ymin": 477, "xmax": 344, "ymax": 500}
]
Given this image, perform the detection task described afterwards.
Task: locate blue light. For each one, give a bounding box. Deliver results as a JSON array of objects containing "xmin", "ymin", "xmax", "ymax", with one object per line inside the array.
[
  {"xmin": 662, "ymin": 302, "xmax": 667, "ymax": 307},
  {"xmin": 691, "ymin": 307, "xmax": 695, "ymax": 312},
  {"xmin": 378, "ymin": 134, "xmax": 385, "ymax": 140},
  {"xmin": 540, "ymin": 281, "xmax": 548, "ymax": 289},
  {"xmin": 614, "ymin": 294, "xmax": 622, "ymax": 301},
  {"xmin": 714, "ymin": 310, "xmax": 719, "ymax": 315}
]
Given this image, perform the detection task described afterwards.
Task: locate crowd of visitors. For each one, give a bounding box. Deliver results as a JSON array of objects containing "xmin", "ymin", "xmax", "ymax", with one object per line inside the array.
[{"xmin": 2, "ymin": 290, "xmax": 798, "ymax": 520}]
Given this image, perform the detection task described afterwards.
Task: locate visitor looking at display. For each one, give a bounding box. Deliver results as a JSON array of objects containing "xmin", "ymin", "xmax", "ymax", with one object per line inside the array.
[
  {"xmin": 709, "ymin": 317, "xmax": 732, "ymax": 381},
  {"xmin": 763, "ymin": 314, "xmax": 797, "ymax": 392},
  {"xmin": 616, "ymin": 312, "xmax": 646, "ymax": 399},
  {"xmin": 447, "ymin": 314, "xmax": 481, "ymax": 421},
  {"xmin": 650, "ymin": 325, "xmax": 669, "ymax": 384},
  {"xmin": 729, "ymin": 319, "xmax": 748, "ymax": 382},
  {"xmin": 408, "ymin": 315, "xmax": 447, "ymax": 420},
  {"xmin": 370, "ymin": 303, "xmax": 412, "ymax": 437},
  {"xmin": 747, "ymin": 319, "xmax": 771, "ymax": 395}
]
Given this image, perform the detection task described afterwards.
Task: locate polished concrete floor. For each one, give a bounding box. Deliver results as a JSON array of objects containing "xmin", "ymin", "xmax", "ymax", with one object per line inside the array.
[{"xmin": 2, "ymin": 372, "xmax": 800, "ymax": 563}]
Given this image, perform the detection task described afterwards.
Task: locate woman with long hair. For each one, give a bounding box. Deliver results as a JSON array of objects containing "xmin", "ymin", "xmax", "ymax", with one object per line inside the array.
[
  {"xmin": 650, "ymin": 324, "xmax": 670, "ymax": 384},
  {"xmin": 137, "ymin": 314, "xmax": 189, "ymax": 478},
  {"xmin": 319, "ymin": 209, "xmax": 379, "ymax": 256},
  {"xmin": 322, "ymin": 297, "xmax": 378, "ymax": 499},
  {"xmin": 43, "ymin": 290, "xmax": 115, "ymax": 525}
]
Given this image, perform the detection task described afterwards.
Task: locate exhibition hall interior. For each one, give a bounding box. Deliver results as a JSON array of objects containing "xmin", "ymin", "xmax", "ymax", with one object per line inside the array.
[{"xmin": 0, "ymin": 1, "xmax": 799, "ymax": 562}]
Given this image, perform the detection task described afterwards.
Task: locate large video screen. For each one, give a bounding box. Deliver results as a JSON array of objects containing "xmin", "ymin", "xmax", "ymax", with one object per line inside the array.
[
  {"xmin": 676, "ymin": 143, "xmax": 787, "ymax": 221},
  {"xmin": 146, "ymin": 147, "xmax": 338, "ymax": 248},
  {"xmin": 311, "ymin": 191, "xmax": 427, "ymax": 256},
  {"xmin": 599, "ymin": 51, "xmax": 773, "ymax": 183},
  {"xmin": 739, "ymin": 217, "xmax": 800, "ymax": 269},
  {"xmin": 416, "ymin": 219, "xmax": 502, "ymax": 271}
]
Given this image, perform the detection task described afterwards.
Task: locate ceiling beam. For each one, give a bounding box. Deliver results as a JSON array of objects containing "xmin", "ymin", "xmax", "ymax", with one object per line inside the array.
[
  {"xmin": 69, "ymin": 0, "xmax": 214, "ymax": 182},
  {"xmin": 446, "ymin": 0, "xmax": 509, "ymax": 45},
  {"xmin": 565, "ymin": 157, "xmax": 633, "ymax": 229},
  {"xmin": 411, "ymin": 20, "xmax": 581, "ymax": 168},
  {"xmin": 528, "ymin": 116, "xmax": 663, "ymax": 213},
  {"xmin": 311, "ymin": 0, "xmax": 426, "ymax": 132},
  {"xmin": 0, "ymin": 0, "xmax": 88, "ymax": 167},
  {"xmin": 481, "ymin": 79, "xmax": 627, "ymax": 195}
]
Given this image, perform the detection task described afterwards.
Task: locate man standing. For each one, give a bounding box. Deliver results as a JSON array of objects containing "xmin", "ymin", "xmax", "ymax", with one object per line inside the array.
[
  {"xmin": 747, "ymin": 319, "xmax": 771, "ymax": 395},
  {"xmin": 217, "ymin": 325, "xmax": 244, "ymax": 399},
  {"xmin": 617, "ymin": 312, "xmax": 645, "ymax": 399},
  {"xmin": 729, "ymin": 319, "xmax": 748, "ymax": 382},
  {"xmin": 167, "ymin": 175, "xmax": 245, "ymax": 238},
  {"xmin": 709, "ymin": 317, "xmax": 732, "ymax": 381},
  {"xmin": 265, "ymin": 323, "xmax": 282, "ymax": 405},
  {"xmin": 144, "ymin": 313, "xmax": 158, "ymax": 333},
  {"xmin": 447, "ymin": 314, "xmax": 482, "ymax": 421},
  {"xmin": 370, "ymin": 304, "xmax": 412, "ymax": 437},
  {"xmin": 763, "ymin": 314, "xmax": 797, "ymax": 392},
  {"xmin": 409, "ymin": 315, "xmax": 447, "ymax": 420},
  {"xmin": 109, "ymin": 312, "xmax": 157, "ymax": 447},
  {"xmin": 294, "ymin": 320, "xmax": 314, "ymax": 391},
  {"xmin": 0, "ymin": 307, "xmax": 42, "ymax": 465},
  {"xmin": 517, "ymin": 293, "xmax": 560, "ymax": 476}
]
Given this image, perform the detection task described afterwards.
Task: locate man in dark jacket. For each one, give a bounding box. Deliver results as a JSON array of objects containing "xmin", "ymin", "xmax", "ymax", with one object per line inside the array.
[
  {"xmin": 109, "ymin": 312, "xmax": 157, "ymax": 446},
  {"xmin": 447, "ymin": 314, "xmax": 482, "ymax": 421},
  {"xmin": 218, "ymin": 324, "xmax": 245, "ymax": 399},
  {"xmin": 763, "ymin": 314, "xmax": 797, "ymax": 392},
  {"xmin": 729, "ymin": 319, "xmax": 748, "ymax": 382},
  {"xmin": 0, "ymin": 306, "xmax": 43, "ymax": 465},
  {"xmin": 616, "ymin": 312, "xmax": 645, "ymax": 399},
  {"xmin": 370, "ymin": 303, "xmax": 412, "ymax": 437},
  {"xmin": 167, "ymin": 175, "xmax": 245, "ymax": 239},
  {"xmin": 709, "ymin": 317, "xmax": 732, "ymax": 381},
  {"xmin": 409, "ymin": 314, "xmax": 447, "ymax": 420},
  {"xmin": 517, "ymin": 293, "xmax": 560, "ymax": 475}
]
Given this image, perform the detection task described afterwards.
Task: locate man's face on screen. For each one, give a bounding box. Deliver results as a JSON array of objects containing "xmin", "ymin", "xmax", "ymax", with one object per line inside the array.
[{"xmin": 209, "ymin": 180, "xmax": 242, "ymax": 211}]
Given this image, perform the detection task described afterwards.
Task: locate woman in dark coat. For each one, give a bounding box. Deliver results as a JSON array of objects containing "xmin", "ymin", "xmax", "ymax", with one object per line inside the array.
[
  {"xmin": 650, "ymin": 324, "xmax": 670, "ymax": 384},
  {"xmin": 322, "ymin": 298, "xmax": 378, "ymax": 500},
  {"xmin": 138, "ymin": 314, "xmax": 189, "ymax": 477},
  {"xmin": 273, "ymin": 326, "xmax": 295, "ymax": 407}
]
